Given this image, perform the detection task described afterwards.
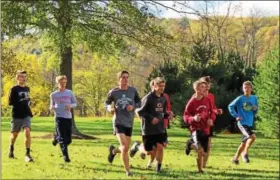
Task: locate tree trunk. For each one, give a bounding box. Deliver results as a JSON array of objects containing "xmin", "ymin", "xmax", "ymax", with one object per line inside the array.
[{"xmin": 57, "ymin": 0, "xmax": 95, "ymax": 139}]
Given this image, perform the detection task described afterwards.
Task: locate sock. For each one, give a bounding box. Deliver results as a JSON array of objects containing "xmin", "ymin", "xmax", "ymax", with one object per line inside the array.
[
  {"xmin": 10, "ymin": 145, "xmax": 14, "ymax": 152},
  {"xmin": 147, "ymin": 160, "xmax": 152, "ymax": 167},
  {"xmin": 156, "ymin": 163, "xmax": 162, "ymax": 172},
  {"xmin": 135, "ymin": 144, "xmax": 140, "ymax": 150},
  {"xmin": 26, "ymin": 148, "xmax": 30, "ymax": 155}
]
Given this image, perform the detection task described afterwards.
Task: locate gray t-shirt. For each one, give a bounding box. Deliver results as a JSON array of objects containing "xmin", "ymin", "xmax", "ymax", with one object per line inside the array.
[
  {"xmin": 50, "ymin": 89, "xmax": 77, "ymax": 119},
  {"xmin": 105, "ymin": 86, "xmax": 141, "ymax": 128}
]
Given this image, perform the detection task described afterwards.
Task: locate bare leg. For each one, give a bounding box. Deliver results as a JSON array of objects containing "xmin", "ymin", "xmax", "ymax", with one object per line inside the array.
[
  {"xmin": 155, "ymin": 143, "xmax": 164, "ymax": 172},
  {"xmin": 233, "ymin": 143, "xmax": 246, "ymax": 160},
  {"xmin": 10, "ymin": 132, "xmax": 19, "ymax": 147},
  {"xmin": 243, "ymin": 134, "xmax": 256, "ymax": 154},
  {"xmin": 24, "ymin": 127, "xmax": 31, "ymax": 149},
  {"xmin": 203, "ymin": 138, "xmax": 211, "ymax": 168},
  {"xmin": 147, "ymin": 149, "xmax": 156, "ymax": 167},
  {"xmin": 116, "ymin": 134, "xmax": 131, "ymax": 173},
  {"xmin": 9, "ymin": 132, "xmax": 18, "ymax": 157},
  {"xmin": 197, "ymin": 147, "xmax": 204, "ymax": 173}
]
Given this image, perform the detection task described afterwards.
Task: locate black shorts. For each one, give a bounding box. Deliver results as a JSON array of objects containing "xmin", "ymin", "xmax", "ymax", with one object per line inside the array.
[
  {"xmin": 238, "ymin": 124, "xmax": 254, "ymax": 143},
  {"xmin": 163, "ymin": 129, "xmax": 168, "ymax": 143},
  {"xmin": 209, "ymin": 126, "xmax": 214, "ymax": 137},
  {"xmin": 114, "ymin": 125, "xmax": 133, "ymax": 137},
  {"xmin": 191, "ymin": 130, "xmax": 209, "ymax": 153},
  {"xmin": 142, "ymin": 133, "xmax": 166, "ymax": 151}
]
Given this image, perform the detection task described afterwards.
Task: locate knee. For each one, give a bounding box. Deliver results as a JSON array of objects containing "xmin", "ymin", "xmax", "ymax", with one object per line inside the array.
[
  {"xmin": 251, "ymin": 134, "xmax": 256, "ymax": 141},
  {"xmin": 24, "ymin": 128, "xmax": 31, "ymax": 137},
  {"xmin": 121, "ymin": 145, "xmax": 129, "ymax": 153},
  {"xmin": 156, "ymin": 144, "xmax": 164, "ymax": 152},
  {"xmin": 197, "ymin": 147, "xmax": 204, "ymax": 155},
  {"xmin": 11, "ymin": 132, "xmax": 18, "ymax": 138}
]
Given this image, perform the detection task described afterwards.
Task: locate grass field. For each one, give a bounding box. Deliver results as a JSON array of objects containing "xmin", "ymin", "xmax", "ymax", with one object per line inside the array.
[{"xmin": 1, "ymin": 117, "xmax": 279, "ymax": 179}]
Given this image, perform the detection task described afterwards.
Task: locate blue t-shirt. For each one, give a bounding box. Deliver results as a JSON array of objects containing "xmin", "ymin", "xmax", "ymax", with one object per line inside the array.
[{"xmin": 228, "ymin": 95, "xmax": 258, "ymax": 127}]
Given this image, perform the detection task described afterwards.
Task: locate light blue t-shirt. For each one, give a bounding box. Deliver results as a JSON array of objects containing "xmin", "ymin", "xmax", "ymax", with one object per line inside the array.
[
  {"xmin": 50, "ymin": 89, "xmax": 77, "ymax": 119},
  {"xmin": 228, "ymin": 95, "xmax": 258, "ymax": 127}
]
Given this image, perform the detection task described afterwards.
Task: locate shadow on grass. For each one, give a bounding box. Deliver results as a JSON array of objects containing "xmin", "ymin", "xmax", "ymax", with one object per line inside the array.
[
  {"xmin": 87, "ymin": 161, "xmax": 279, "ymax": 179},
  {"xmin": 207, "ymin": 166, "xmax": 279, "ymax": 174},
  {"xmin": 204, "ymin": 170, "xmax": 279, "ymax": 179}
]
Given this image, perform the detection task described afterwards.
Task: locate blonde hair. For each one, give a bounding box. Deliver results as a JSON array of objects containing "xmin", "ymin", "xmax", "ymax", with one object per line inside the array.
[
  {"xmin": 193, "ymin": 80, "xmax": 207, "ymax": 90},
  {"xmin": 199, "ymin": 76, "xmax": 211, "ymax": 84},
  {"xmin": 149, "ymin": 79, "xmax": 154, "ymax": 89},
  {"xmin": 243, "ymin": 81, "xmax": 253, "ymax": 88},
  {"xmin": 16, "ymin": 70, "xmax": 26, "ymax": 78},
  {"xmin": 153, "ymin": 77, "xmax": 165, "ymax": 85},
  {"xmin": 56, "ymin": 75, "xmax": 67, "ymax": 83}
]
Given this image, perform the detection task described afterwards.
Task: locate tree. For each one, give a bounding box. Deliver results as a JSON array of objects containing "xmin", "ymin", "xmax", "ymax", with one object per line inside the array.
[
  {"xmin": 1, "ymin": 0, "xmax": 171, "ymax": 138},
  {"xmin": 253, "ymin": 47, "xmax": 279, "ymax": 138},
  {"xmin": 73, "ymin": 53, "xmax": 122, "ymax": 116},
  {"xmin": 241, "ymin": 7, "xmax": 270, "ymax": 68}
]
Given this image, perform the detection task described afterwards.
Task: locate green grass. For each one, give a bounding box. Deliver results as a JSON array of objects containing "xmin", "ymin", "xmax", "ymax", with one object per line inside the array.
[{"xmin": 1, "ymin": 117, "xmax": 279, "ymax": 179}]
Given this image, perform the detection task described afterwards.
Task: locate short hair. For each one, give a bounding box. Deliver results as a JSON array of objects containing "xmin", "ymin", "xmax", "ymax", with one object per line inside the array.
[
  {"xmin": 117, "ymin": 70, "xmax": 129, "ymax": 79},
  {"xmin": 243, "ymin": 81, "xmax": 253, "ymax": 88},
  {"xmin": 199, "ymin": 76, "xmax": 211, "ymax": 84},
  {"xmin": 193, "ymin": 80, "xmax": 207, "ymax": 90},
  {"xmin": 16, "ymin": 70, "xmax": 27, "ymax": 78},
  {"xmin": 153, "ymin": 77, "xmax": 165, "ymax": 85},
  {"xmin": 149, "ymin": 79, "xmax": 154, "ymax": 89},
  {"xmin": 56, "ymin": 75, "xmax": 67, "ymax": 83}
]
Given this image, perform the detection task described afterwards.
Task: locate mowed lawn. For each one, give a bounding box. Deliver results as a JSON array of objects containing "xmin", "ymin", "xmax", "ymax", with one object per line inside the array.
[{"xmin": 1, "ymin": 117, "xmax": 279, "ymax": 179}]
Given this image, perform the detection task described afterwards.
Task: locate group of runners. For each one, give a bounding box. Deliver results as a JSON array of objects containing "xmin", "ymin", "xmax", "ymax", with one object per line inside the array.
[{"xmin": 8, "ymin": 70, "xmax": 258, "ymax": 177}]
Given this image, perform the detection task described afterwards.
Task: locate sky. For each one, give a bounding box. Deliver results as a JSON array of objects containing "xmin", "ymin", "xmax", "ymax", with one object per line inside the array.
[{"xmin": 149, "ymin": 1, "xmax": 279, "ymax": 19}]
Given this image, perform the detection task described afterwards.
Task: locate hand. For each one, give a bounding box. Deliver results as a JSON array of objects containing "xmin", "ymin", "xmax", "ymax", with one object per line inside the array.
[
  {"xmin": 252, "ymin": 105, "xmax": 258, "ymax": 111},
  {"xmin": 167, "ymin": 111, "xmax": 174, "ymax": 120},
  {"xmin": 207, "ymin": 119, "xmax": 213, "ymax": 126},
  {"xmin": 217, "ymin": 109, "xmax": 223, "ymax": 114},
  {"xmin": 127, "ymin": 105, "xmax": 134, "ymax": 112},
  {"xmin": 193, "ymin": 114, "xmax": 201, "ymax": 122},
  {"xmin": 50, "ymin": 105, "xmax": 55, "ymax": 111},
  {"xmin": 236, "ymin": 117, "xmax": 242, "ymax": 121},
  {"xmin": 152, "ymin": 117, "xmax": 159, "ymax": 125},
  {"xmin": 109, "ymin": 106, "xmax": 115, "ymax": 114},
  {"xmin": 65, "ymin": 104, "xmax": 72, "ymax": 111}
]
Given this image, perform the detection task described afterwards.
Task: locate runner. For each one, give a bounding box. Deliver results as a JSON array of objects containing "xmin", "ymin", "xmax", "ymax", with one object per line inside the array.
[
  {"xmin": 130, "ymin": 77, "xmax": 173, "ymax": 173},
  {"xmin": 50, "ymin": 75, "xmax": 77, "ymax": 163},
  {"xmin": 228, "ymin": 81, "xmax": 258, "ymax": 164},
  {"xmin": 8, "ymin": 70, "xmax": 34, "ymax": 162},
  {"xmin": 183, "ymin": 80, "xmax": 216, "ymax": 173},
  {"xmin": 105, "ymin": 70, "xmax": 141, "ymax": 176}
]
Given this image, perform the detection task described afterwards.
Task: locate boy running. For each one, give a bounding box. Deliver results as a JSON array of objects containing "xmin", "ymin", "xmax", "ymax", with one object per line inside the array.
[
  {"xmin": 199, "ymin": 76, "xmax": 223, "ymax": 168},
  {"xmin": 130, "ymin": 77, "xmax": 173, "ymax": 173},
  {"xmin": 105, "ymin": 70, "xmax": 141, "ymax": 177},
  {"xmin": 50, "ymin": 75, "xmax": 77, "ymax": 163},
  {"xmin": 134, "ymin": 79, "xmax": 173, "ymax": 169},
  {"xmin": 183, "ymin": 80, "xmax": 216, "ymax": 173},
  {"xmin": 8, "ymin": 70, "xmax": 34, "ymax": 162},
  {"xmin": 228, "ymin": 81, "xmax": 258, "ymax": 164}
]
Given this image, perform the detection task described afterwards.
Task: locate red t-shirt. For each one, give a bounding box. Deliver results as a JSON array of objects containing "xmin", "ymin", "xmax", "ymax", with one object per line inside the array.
[
  {"xmin": 207, "ymin": 93, "xmax": 218, "ymax": 116},
  {"xmin": 163, "ymin": 93, "xmax": 171, "ymax": 128},
  {"xmin": 183, "ymin": 95, "xmax": 216, "ymax": 135}
]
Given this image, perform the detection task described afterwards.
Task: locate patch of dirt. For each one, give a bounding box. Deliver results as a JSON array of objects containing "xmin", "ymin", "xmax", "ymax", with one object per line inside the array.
[{"xmin": 33, "ymin": 133, "xmax": 98, "ymax": 140}]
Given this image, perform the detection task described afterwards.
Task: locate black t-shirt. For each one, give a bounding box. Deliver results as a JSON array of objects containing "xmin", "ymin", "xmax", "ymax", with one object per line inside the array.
[
  {"xmin": 137, "ymin": 91, "xmax": 169, "ymax": 136},
  {"xmin": 8, "ymin": 85, "xmax": 33, "ymax": 118}
]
